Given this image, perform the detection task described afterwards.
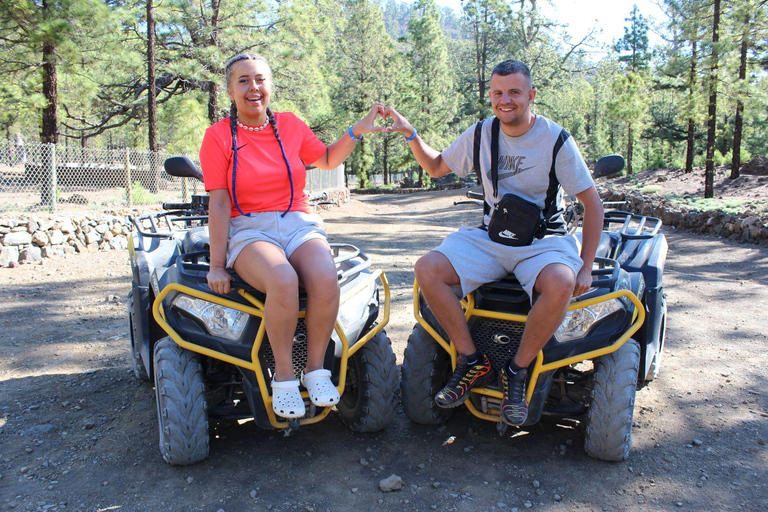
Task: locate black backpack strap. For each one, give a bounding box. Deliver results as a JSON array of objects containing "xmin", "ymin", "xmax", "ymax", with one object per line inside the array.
[
  {"xmin": 472, "ymin": 121, "xmax": 483, "ymax": 183},
  {"xmin": 543, "ymin": 128, "xmax": 570, "ymax": 234},
  {"xmin": 473, "ymin": 120, "xmax": 493, "ymax": 218},
  {"xmin": 490, "ymin": 117, "xmax": 501, "ymax": 198}
]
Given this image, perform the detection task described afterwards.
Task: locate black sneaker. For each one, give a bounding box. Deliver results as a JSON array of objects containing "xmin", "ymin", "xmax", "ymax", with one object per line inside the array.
[
  {"xmin": 500, "ymin": 366, "xmax": 529, "ymax": 426},
  {"xmin": 435, "ymin": 353, "xmax": 495, "ymax": 408}
]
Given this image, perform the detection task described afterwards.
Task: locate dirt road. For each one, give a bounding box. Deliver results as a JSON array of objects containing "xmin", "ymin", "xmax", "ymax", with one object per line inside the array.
[{"xmin": 1, "ymin": 189, "xmax": 767, "ymax": 511}]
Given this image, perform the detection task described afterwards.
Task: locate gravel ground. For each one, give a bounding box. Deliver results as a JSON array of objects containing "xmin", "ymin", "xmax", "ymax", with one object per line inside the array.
[{"xmin": 1, "ymin": 188, "xmax": 767, "ymax": 512}]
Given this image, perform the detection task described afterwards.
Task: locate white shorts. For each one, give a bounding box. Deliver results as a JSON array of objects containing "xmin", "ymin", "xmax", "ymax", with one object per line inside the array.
[
  {"xmin": 434, "ymin": 226, "xmax": 584, "ymax": 300},
  {"xmin": 226, "ymin": 211, "xmax": 328, "ymax": 269}
]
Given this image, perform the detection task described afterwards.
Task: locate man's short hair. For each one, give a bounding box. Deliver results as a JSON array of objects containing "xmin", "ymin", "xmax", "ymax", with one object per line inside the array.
[{"xmin": 491, "ymin": 60, "xmax": 533, "ymax": 88}]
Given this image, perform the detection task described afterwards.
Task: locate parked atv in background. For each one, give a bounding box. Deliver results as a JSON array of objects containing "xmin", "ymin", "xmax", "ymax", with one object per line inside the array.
[
  {"xmin": 401, "ymin": 155, "xmax": 668, "ymax": 461},
  {"xmin": 127, "ymin": 157, "xmax": 399, "ymax": 465}
]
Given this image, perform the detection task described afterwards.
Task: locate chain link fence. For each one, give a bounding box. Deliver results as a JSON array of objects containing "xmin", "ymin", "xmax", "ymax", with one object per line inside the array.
[{"xmin": 0, "ymin": 139, "xmax": 345, "ymax": 214}]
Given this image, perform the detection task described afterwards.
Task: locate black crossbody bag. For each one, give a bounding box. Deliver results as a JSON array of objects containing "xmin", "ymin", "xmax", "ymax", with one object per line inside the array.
[{"xmin": 473, "ymin": 118, "xmax": 570, "ymax": 247}]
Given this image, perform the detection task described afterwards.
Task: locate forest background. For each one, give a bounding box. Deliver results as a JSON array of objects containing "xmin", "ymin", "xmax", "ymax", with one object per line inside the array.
[{"xmin": 1, "ymin": 0, "xmax": 767, "ymax": 194}]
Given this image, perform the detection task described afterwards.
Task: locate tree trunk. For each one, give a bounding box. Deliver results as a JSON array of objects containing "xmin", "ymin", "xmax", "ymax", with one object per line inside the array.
[
  {"xmin": 208, "ymin": 83, "xmax": 220, "ymax": 123},
  {"xmin": 684, "ymin": 40, "xmax": 697, "ymax": 174},
  {"xmin": 383, "ymin": 136, "xmax": 389, "ymax": 186},
  {"xmin": 41, "ymin": 40, "xmax": 58, "ymax": 144},
  {"xmin": 208, "ymin": 0, "xmax": 221, "ymax": 123},
  {"xmin": 626, "ymin": 123, "xmax": 634, "ymax": 175},
  {"xmin": 147, "ymin": 0, "xmax": 158, "ymax": 152},
  {"xmin": 685, "ymin": 118, "xmax": 695, "ymax": 173},
  {"xmin": 731, "ymin": 9, "xmax": 749, "ymax": 180},
  {"xmin": 704, "ymin": 0, "xmax": 720, "ymax": 199}
]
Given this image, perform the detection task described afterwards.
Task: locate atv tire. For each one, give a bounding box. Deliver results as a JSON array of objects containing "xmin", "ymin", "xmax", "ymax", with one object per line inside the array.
[
  {"xmin": 585, "ymin": 338, "xmax": 640, "ymax": 462},
  {"xmin": 338, "ymin": 330, "xmax": 399, "ymax": 432},
  {"xmin": 153, "ymin": 337, "xmax": 209, "ymax": 465},
  {"xmin": 128, "ymin": 289, "xmax": 149, "ymax": 382},
  {"xmin": 401, "ymin": 324, "xmax": 454, "ymax": 425}
]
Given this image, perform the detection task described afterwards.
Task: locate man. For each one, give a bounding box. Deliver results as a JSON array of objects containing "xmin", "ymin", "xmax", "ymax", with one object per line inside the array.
[{"xmin": 386, "ymin": 59, "xmax": 604, "ymax": 426}]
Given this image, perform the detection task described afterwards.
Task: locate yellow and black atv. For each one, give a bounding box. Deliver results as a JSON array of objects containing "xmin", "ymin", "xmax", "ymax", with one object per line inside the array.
[
  {"xmin": 127, "ymin": 157, "xmax": 398, "ymax": 465},
  {"xmin": 400, "ymin": 156, "xmax": 667, "ymax": 461}
]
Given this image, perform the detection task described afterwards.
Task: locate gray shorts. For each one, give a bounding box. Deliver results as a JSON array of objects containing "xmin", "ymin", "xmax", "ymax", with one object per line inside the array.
[
  {"xmin": 434, "ymin": 226, "xmax": 584, "ymax": 300},
  {"xmin": 226, "ymin": 211, "xmax": 328, "ymax": 269}
]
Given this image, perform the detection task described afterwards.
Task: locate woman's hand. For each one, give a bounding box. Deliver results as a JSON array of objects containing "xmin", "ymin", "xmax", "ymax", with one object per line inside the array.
[
  {"xmin": 351, "ymin": 103, "xmax": 388, "ymax": 137},
  {"xmin": 384, "ymin": 106, "xmax": 415, "ymax": 139},
  {"xmin": 573, "ymin": 265, "xmax": 593, "ymax": 297},
  {"xmin": 207, "ymin": 265, "xmax": 233, "ymax": 295}
]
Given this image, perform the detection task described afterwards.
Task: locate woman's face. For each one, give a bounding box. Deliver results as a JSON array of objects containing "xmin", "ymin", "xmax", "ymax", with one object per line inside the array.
[{"xmin": 227, "ymin": 59, "xmax": 272, "ymax": 125}]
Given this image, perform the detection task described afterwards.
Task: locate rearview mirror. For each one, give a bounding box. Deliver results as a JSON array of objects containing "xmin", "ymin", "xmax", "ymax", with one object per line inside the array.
[
  {"xmin": 593, "ymin": 155, "xmax": 625, "ymax": 179},
  {"xmin": 164, "ymin": 156, "xmax": 204, "ymax": 183}
]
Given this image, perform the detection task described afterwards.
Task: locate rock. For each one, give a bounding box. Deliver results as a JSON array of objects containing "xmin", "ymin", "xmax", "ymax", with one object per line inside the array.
[
  {"xmin": 523, "ymin": 501, "xmax": 533, "ymax": 508},
  {"xmin": 31, "ymin": 231, "xmax": 49, "ymax": 246},
  {"xmin": 59, "ymin": 219, "xmax": 76, "ymax": 233},
  {"xmin": 379, "ymin": 474, "xmax": 403, "ymax": 492},
  {"xmin": 85, "ymin": 231, "xmax": 101, "ymax": 245},
  {"xmin": 19, "ymin": 246, "xmax": 42, "ymax": 264},
  {"xmin": 48, "ymin": 229, "xmax": 65, "ymax": 245},
  {"xmin": 95, "ymin": 223, "xmax": 110, "ymax": 234},
  {"xmin": 360, "ymin": 458, "xmax": 369, "ymax": 466},
  {"xmin": 26, "ymin": 220, "xmax": 39, "ymax": 233},
  {"xmin": 742, "ymin": 155, "xmax": 768, "ymax": 175},
  {"xmin": 3, "ymin": 232, "xmax": 32, "ymax": 246},
  {"xmin": 0, "ymin": 246, "xmax": 20, "ymax": 267},
  {"xmin": 41, "ymin": 245, "xmax": 66, "ymax": 259},
  {"xmin": 110, "ymin": 235, "xmax": 128, "ymax": 250},
  {"xmin": 21, "ymin": 424, "xmax": 59, "ymax": 436}
]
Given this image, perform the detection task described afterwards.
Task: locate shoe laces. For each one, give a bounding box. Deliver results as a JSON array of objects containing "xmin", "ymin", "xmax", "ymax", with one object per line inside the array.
[
  {"xmin": 445, "ymin": 356, "xmax": 470, "ymax": 388},
  {"xmin": 506, "ymin": 369, "xmax": 527, "ymax": 403}
]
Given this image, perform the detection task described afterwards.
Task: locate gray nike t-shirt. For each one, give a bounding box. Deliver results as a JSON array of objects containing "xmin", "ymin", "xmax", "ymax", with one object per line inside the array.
[{"xmin": 442, "ymin": 115, "xmax": 594, "ymax": 225}]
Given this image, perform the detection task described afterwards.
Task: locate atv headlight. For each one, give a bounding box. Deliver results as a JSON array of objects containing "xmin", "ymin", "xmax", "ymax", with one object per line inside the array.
[
  {"xmin": 555, "ymin": 299, "xmax": 624, "ymax": 342},
  {"xmin": 172, "ymin": 295, "xmax": 249, "ymax": 341}
]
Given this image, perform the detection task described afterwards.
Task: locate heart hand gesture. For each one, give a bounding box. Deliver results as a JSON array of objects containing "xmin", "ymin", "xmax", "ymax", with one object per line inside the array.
[
  {"xmin": 351, "ymin": 103, "xmax": 389, "ymax": 138},
  {"xmin": 383, "ymin": 107, "xmax": 416, "ymax": 140}
]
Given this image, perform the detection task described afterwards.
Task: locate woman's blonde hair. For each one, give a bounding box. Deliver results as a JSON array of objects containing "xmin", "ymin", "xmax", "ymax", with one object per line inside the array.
[{"xmin": 224, "ymin": 53, "xmax": 272, "ymax": 90}]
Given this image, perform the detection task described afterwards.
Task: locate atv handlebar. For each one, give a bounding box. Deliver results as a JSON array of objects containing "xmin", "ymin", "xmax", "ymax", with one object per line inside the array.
[{"xmin": 162, "ymin": 202, "xmax": 193, "ymax": 211}]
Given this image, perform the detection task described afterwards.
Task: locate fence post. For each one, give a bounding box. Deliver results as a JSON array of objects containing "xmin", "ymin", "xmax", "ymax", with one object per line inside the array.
[
  {"xmin": 181, "ymin": 155, "xmax": 188, "ymax": 202},
  {"xmin": 41, "ymin": 143, "xmax": 57, "ymax": 212},
  {"xmin": 125, "ymin": 147, "xmax": 132, "ymax": 207}
]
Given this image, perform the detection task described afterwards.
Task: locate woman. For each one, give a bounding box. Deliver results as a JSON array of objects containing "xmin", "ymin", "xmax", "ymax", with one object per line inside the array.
[{"xmin": 200, "ymin": 53, "xmax": 386, "ymax": 419}]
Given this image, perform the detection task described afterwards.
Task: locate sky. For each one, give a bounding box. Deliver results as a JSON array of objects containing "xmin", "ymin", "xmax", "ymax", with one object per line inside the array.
[{"xmin": 433, "ymin": 0, "xmax": 666, "ymax": 51}]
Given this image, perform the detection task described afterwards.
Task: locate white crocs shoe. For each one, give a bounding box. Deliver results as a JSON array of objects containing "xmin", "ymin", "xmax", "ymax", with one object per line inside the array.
[
  {"xmin": 301, "ymin": 369, "xmax": 340, "ymax": 407},
  {"xmin": 271, "ymin": 378, "xmax": 305, "ymax": 419}
]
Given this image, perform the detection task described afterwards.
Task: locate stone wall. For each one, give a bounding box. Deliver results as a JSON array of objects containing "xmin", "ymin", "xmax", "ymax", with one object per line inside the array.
[
  {"xmin": 0, "ymin": 188, "xmax": 351, "ymax": 268},
  {"xmin": 0, "ymin": 213, "xmax": 130, "ymax": 267},
  {"xmin": 599, "ymin": 184, "xmax": 768, "ymax": 247}
]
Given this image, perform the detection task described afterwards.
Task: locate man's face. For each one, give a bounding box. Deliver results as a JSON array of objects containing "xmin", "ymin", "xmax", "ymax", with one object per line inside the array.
[{"xmin": 488, "ymin": 72, "xmax": 536, "ymax": 128}]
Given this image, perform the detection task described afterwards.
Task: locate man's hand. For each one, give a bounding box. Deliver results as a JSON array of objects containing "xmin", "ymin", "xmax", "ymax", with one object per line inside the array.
[
  {"xmin": 384, "ymin": 106, "xmax": 415, "ymax": 138},
  {"xmin": 207, "ymin": 265, "xmax": 233, "ymax": 295}
]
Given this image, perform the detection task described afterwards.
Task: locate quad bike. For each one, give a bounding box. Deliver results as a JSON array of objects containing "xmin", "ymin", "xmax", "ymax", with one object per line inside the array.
[
  {"xmin": 127, "ymin": 156, "xmax": 398, "ymax": 465},
  {"xmin": 400, "ymin": 155, "xmax": 668, "ymax": 461}
]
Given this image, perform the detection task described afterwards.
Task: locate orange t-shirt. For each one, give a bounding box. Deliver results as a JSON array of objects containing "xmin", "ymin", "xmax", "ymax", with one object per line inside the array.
[{"xmin": 199, "ymin": 112, "xmax": 328, "ymax": 216}]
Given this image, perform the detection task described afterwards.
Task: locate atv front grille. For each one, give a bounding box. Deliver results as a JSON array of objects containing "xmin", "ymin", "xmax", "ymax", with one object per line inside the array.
[
  {"xmin": 471, "ymin": 318, "xmax": 525, "ymax": 372},
  {"xmin": 260, "ymin": 319, "xmax": 309, "ymax": 380}
]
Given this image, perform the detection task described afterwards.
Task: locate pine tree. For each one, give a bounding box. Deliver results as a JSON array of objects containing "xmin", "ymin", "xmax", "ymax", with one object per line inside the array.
[{"xmin": 407, "ymin": 0, "xmax": 456, "ymax": 187}]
